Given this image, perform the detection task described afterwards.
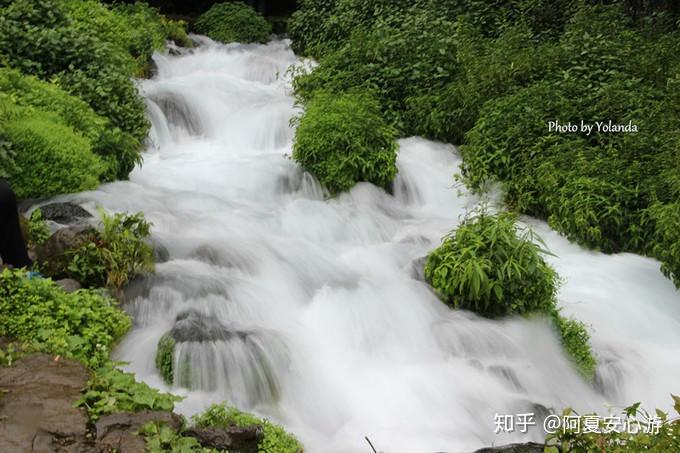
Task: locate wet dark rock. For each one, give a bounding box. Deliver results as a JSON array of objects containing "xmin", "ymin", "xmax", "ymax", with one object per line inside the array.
[
  {"xmin": 34, "ymin": 225, "xmax": 96, "ymax": 277},
  {"xmin": 0, "ymin": 354, "xmax": 92, "ymax": 453},
  {"xmin": 488, "ymin": 365, "xmax": 525, "ymax": 392},
  {"xmin": 171, "ymin": 309, "xmax": 248, "ymax": 343},
  {"xmin": 95, "ymin": 410, "xmax": 183, "ymax": 453},
  {"xmin": 411, "ymin": 256, "xmax": 427, "ymax": 282},
  {"xmin": 183, "ymin": 425, "xmax": 264, "ymax": 453},
  {"xmin": 38, "ymin": 202, "xmax": 92, "ymax": 225},
  {"xmin": 56, "ymin": 278, "xmax": 82, "ymax": 294},
  {"xmin": 472, "ymin": 443, "xmax": 545, "ymax": 453}
]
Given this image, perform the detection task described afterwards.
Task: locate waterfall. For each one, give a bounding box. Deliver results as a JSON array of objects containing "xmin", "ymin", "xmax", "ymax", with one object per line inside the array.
[{"xmin": 71, "ymin": 37, "xmax": 680, "ymax": 452}]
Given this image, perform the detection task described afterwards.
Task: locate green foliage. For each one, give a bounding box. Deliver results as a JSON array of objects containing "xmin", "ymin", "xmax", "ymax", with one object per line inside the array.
[
  {"xmin": 26, "ymin": 208, "xmax": 50, "ymax": 246},
  {"xmin": 192, "ymin": 403, "xmax": 303, "ymax": 453},
  {"xmin": 139, "ymin": 422, "xmax": 216, "ymax": 453},
  {"xmin": 64, "ymin": 211, "xmax": 155, "ymax": 290},
  {"xmin": 545, "ymin": 398, "xmax": 680, "ymax": 452},
  {"xmin": 552, "ymin": 315, "xmax": 597, "ymax": 378},
  {"xmin": 156, "ymin": 333, "xmax": 176, "ymax": 385},
  {"xmin": 0, "ymin": 268, "xmax": 131, "ymax": 368},
  {"xmin": 76, "ymin": 362, "xmax": 182, "ymax": 421},
  {"xmin": 292, "ymin": 90, "xmax": 398, "ymax": 195},
  {"xmin": 424, "ymin": 210, "xmax": 559, "ymax": 318},
  {"xmin": 645, "ymin": 202, "xmax": 680, "ymax": 287},
  {"xmin": 1, "ymin": 106, "xmax": 104, "ymax": 198},
  {"xmin": 195, "ymin": 2, "xmax": 271, "ymax": 44}
]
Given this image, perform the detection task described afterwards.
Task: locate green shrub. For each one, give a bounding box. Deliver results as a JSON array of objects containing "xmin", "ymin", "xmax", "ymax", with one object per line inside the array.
[
  {"xmin": 195, "ymin": 2, "xmax": 271, "ymax": 44},
  {"xmin": 64, "ymin": 211, "xmax": 155, "ymax": 290},
  {"xmin": 0, "ymin": 0, "xmax": 149, "ymax": 176},
  {"xmin": 0, "ymin": 68, "xmax": 137, "ymax": 181},
  {"xmin": 292, "ymin": 90, "xmax": 398, "ymax": 195},
  {"xmin": 193, "ymin": 403, "xmax": 303, "ymax": 453},
  {"xmin": 0, "ymin": 268, "xmax": 131, "ymax": 368},
  {"xmin": 645, "ymin": 202, "xmax": 680, "ymax": 287},
  {"xmin": 424, "ymin": 210, "xmax": 559, "ymax": 318},
  {"xmin": 139, "ymin": 422, "xmax": 211, "ymax": 453},
  {"xmin": 545, "ymin": 397, "xmax": 680, "ymax": 452},
  {"xmin": 26, "ymin": 208, "xmax": 50, "ymax": 246},
  {"xmin": 2, "ymin": 108, "xmax": 104, "ymax": 198},
  {"xmin": 76, "ymin": 362, "xmax": 182, "ymax": 421},
  {"xmin": 156, "ymin": 333, "xmax": 176, "ymax": 385},
  {"xmin": 292, "ymin": 4, "xmax": 458, "ymax": 134},
  {"xmin": 552, "ymin": 315, "xmax": 597, "ymax": 378}
]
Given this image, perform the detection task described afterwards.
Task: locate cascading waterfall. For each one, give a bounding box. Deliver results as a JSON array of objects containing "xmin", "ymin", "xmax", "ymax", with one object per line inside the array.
[{"xmin": 64, "ymin": 38, "xmax": 680, "ymax": 452}]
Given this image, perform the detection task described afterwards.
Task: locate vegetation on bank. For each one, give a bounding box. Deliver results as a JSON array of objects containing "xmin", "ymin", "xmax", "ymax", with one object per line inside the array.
[
  {"xmin": 195, "ymin": 2, "xmax": 271, "ymax": 44},
  {"xmin": 289, "ymin": 0, "xmax": 680, "ymax": 289},
  {"xmin": 193, "ymin": 404, "xmax": 303, "ymax": 453},
  {"xmin": 545, "ymin": 397, "xmax": 680, "ymax": 452},
  {"xmin": 0, "ymin": 0, "xmax": 190, "ymax": 196},
  {"xmin": 424, "ymin": 209, "xmax": 596, "ymax": 377}
]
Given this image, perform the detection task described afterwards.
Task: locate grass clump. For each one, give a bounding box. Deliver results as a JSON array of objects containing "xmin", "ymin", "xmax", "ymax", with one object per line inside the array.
[
  {"xmin": 0, "ymin": 268, "xmax": 131, "ymax": 368},
  {"xmin": 195, "ymin": 2, "xmax": 271, "ymax": 44},
  {"xmin": 425, "ymin": 209, "xmax": 596, "ymax": 377},
  {"xmin": 193, "ymin": 403, "xmax": 303, "ymax": 453},
  {"xmin": 292, "ymin": 90, "xmax": 398, "ymax": 196}
]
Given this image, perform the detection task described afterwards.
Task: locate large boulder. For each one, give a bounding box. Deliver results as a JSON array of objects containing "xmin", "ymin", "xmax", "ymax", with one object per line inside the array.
[
  {"xmin": 183, "ymin": 425, "xmax": 263, "ymax": 453},
  {"xmin": 34, "ymin": 225, "xmax": 96, "ymax": 277},
  {"xmin": 38, "ymin": 202, "xmax": 92, "ymax": 225},
  {"xmin": 0, "ymin": 354, "xmax": 93, "ymax": 452}
]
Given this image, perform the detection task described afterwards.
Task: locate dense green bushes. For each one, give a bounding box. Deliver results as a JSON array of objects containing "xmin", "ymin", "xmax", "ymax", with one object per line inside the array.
[
  {"xmin": 156, "ymin": 333, "xmax": 176, "ymax": 384},
  {"xmin": 290, "ymin": 0, "xmax": 680, "ymax": 287},
  {"xmin": 0, "ymin": 268, "xmax": 131, "ymax": 368},
  {"xmin": 424, "ymin": 210, "xmax": 596, "ymax": 376},
  {"xmin": 292, "ymin": 90, "xmax": 398, "ymax": 195},
  {"xmin": 1, "ymin": 105, "xmax": 104, "ymax": 198},
  {"xmin": 193, "ymin": 403, "xmax": 303, "ymax": 453},
  {"xmin": 195, "ymin": 2, "xmax": 271, "ymax": 44},
  {"xmin": 0, "ymin": 0, "xmax": 189, "ymax": 188}
]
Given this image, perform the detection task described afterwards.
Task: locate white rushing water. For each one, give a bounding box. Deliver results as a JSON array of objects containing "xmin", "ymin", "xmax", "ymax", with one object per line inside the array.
[{"xmin": 63, "ymin": 38, "xmax": 680, "ymax": 452}]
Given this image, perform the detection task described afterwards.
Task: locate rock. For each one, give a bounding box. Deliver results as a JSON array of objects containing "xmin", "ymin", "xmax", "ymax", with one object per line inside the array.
[
  {"xmin": 56, "ymin": 278, "xmax": 82, "ymax": 293},
  {"xmin": 183, "ymin": 425, "xmax": 263, "ymax": 453},
  {"xmin": 472, "ymin": 442, "xmax": 546, "ymax": 453},
  {"xmin": 34, "ymin": 225, "xmax": 96, "ymax": 277},
  {"xmin": 38, "ymin": 202, "xmax": 92, "ymax": 225},
  {"xmin": 0, "ymin": 354, "xmax": 93, "ymax": 452},
  {"xmin": 95, "ymin": 410, "xmax": 183, "ymax": 453}
]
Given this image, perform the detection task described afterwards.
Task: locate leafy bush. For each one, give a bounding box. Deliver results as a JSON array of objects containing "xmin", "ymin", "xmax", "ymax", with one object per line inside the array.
[
  {"xmin": 193, "ymin": 403, "xmax": 303, "ymax": 453},
  {"xmin": 545, "ymin": 397, "xmax": 680, "ymax": 452},
  {"xmin": 139, "ymin": 422, "xmax": 211, "ymax": 453},
  {"xmin": 156, "ymin": 333, "xmax": 176, "ymax": 385},
  {"xmin": 645, "ymin": 202, "xmax": 680, "ymax": 287},
  {"xmin": 425, "ymin": 210, "xmax": 596, "ymax": 377},
  {"xmin": 1, "ymin": 107, "xmax": 104, "ymax": 198},
  {"xmin": 0, "ymin": 268, "xmax": 131, "ymax": 368},
  {"xmin": 195, "ymin": 2, "xmax": 271, "ymax": 44},
  {"xmin": 552, "ymin": 315, "xmax": 597, "ymax": 378},
  {"xmin": 26, "ymin": 208, "xmax": 50, "ymax": 246},
  {"xmin": 76, "ymin": 362, "xmax": 182, "ymax": 421},
  {"xmin": 0, "ymin": 68, "xmax": 136, "ymax": 182},
  {"xmin": 292, "ymin": 90, "xmax": 398, "ymax": 195},
  {"xmin": 64, "ymin": 211, "xmax": 155, "ymax": 290},
  {"xmin": 424, "ymin": 210, "xmax": 559, "ymax": 318}
]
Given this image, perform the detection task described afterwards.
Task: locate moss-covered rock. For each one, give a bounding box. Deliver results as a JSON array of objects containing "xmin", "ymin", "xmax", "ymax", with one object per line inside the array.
[
  {"xmin": 156, "ymin": 333, "xmax": 176, "ymax": 385},
  {"xmin": 195, "ymin": 2, "xmax": 271, "ymax": 44}
]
